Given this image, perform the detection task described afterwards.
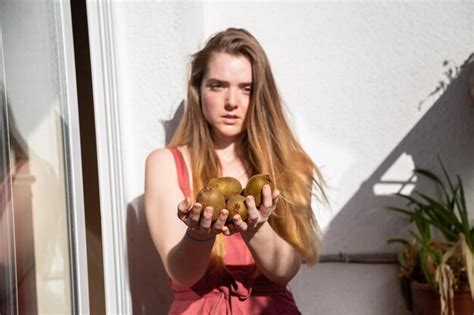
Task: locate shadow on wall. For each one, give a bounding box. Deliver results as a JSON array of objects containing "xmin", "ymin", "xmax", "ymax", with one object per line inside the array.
[
  {"xmin": 127, "ymin": 101, "xmax": 185, "ymax": 314},
  {"xmin": 321, "ymin": 53, "xmax": 474, "ymax": 257},
  {"xmin": 127, "ymin": 196, "xmax": 173, "ymax": 315},
  {"xmin": 126, "ymin": 53, "xmax": 474, "ymax": 314},
  {"xmin": 162, "ymin": 101, "xmax": 185, "ymax": 145},
  {"xmin": 291, "ymin": 54, "xmax": 474, "ymax": 315}
]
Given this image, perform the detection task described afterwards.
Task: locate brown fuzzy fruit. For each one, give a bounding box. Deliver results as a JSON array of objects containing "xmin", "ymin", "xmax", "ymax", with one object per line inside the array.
[
  {"xmin": 226, "ymin": 194, "xmax": 248, "ymax": 222},
  {"xmin": 208, "ymin": 177, "xmax": 242, "ymax": 200},
  {"xmin": 196, "ymin": 185, "xmax": 226, "ymax": 221},
  {"xmin": 243, "ymin": 174, "xmax": 274, "ymax": 207}
]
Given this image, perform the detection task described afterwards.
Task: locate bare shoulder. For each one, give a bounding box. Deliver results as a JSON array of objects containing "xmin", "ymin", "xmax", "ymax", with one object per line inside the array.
[
  {"xmin": 146, "ymin": 147, "xmax": 173, "ymax": 167},
  {"xmin": 146, "ymin": 146, "xmax": 190, "ymax": 167},
  {"xmin": 145, "ymin": 146, "xmax": 190, "ymax": 177},
  {"xmin": 144, "ymin": 147, "xmax": 177, "ymax": 195}
]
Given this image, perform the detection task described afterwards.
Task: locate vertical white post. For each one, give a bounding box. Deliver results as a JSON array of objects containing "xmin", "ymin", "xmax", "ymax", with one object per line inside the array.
[{"xmin": 85, "ymin": 1, "xmax": 131, "ymax": 314}]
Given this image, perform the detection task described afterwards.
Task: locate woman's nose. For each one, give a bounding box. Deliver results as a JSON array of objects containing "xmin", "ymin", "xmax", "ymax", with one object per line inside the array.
[{"xmin": 225, "ymin": 89, "xmax": 238, "ymax": 109}]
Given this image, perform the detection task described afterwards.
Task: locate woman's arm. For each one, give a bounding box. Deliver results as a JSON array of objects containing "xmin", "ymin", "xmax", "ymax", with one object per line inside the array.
[
  {"xmin": 232, "ymin": 185, "xmax": 302, "ymax": 285},
  {"xmin": 144, "ymin": 149, "xmax": 228, "ymax": 287}
]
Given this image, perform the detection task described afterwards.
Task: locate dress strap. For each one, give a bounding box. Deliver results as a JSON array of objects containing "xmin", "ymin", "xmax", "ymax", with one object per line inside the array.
[{"xmin": 168, "ymin": 147, "xmax": 191, "ymax": 198}]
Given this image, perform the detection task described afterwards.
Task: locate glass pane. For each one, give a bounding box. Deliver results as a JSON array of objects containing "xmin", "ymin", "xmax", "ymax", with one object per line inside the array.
[
  {"xmin": 0, "ymin": 61, "xmax": 17, "ymax": 315},
  {"xmin": 0, "ymin": 1, "xmax": 77, "ymax": 313}
]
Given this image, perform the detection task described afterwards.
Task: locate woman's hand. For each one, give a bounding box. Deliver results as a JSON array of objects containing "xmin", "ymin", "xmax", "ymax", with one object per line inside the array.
[
  {"xmin": 177, "ymin": 198, "xmax": 232, "ymax": 240},
  {"xmin": 232, "ymin": 184, "xmax": 280, "ymax": 235}
]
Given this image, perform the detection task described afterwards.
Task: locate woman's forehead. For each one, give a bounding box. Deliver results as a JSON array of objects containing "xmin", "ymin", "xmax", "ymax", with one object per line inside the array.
[{"xmin": 204, "ymin": 52, "xmax": 252, "ymax": 82}]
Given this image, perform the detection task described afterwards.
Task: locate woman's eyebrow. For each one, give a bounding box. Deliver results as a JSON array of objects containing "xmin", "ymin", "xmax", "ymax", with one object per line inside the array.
[
  {"xmin": 206, "ymin": 78, "xmax": 252, "ymax": 86},
  {"xmin": 239, "ymin": 82, "xmax": 252, "ymax": 87},
  {"xmin": 206, "ymin": 78, "xmax": 227, "ymax": 85}
]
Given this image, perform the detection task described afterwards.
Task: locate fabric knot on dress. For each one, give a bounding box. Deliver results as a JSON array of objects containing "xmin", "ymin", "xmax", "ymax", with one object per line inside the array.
[{"xmin": 218, "ymin": 277, "xmax": 252, "ymax": 301}]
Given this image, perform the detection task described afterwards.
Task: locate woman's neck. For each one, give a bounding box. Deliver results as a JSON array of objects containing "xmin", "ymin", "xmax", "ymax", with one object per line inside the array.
[
  {"xmin": 215, "ymin": 143, "xmax": 239, "ymax": 162},
  {"xmin": 214, "ymin": 139, "xmax": 249, "ymax": 183}
]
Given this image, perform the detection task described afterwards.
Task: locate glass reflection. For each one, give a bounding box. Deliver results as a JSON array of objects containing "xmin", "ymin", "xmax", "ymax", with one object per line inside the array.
[
  {"xmin": 0, "ymin": 0, "xmax": 74, "ymax": 313},
  {"xmin": 1, "ymin": 84, "xmax": 17, "ymax": 315},
  {"xmin": 0, "ymin": 87, "xmax": 72, "ymax": 314}
]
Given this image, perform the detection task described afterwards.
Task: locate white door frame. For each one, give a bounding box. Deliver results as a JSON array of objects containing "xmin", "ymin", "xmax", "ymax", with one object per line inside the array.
[
  {"xmin": 57, "ymin": 1, "xmax": 91, "ymax": 313},
  {"xmin": 85, "ymin": 1, "xmax": 131, "ymax": 314}
]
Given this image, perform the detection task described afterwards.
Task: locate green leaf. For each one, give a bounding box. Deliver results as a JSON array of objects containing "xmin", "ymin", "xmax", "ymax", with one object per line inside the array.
[
  {"xmin": 394, "ymin": 192, "xmax": 425, "ymax": 208},
  {"xmin": 423, "ymin": 218, "xmax": 458, "ymax": 241},
  {"xmin": 414, "ymin": 168, "xmax": 450, "ymax": 203},
  {"xmin": 415, "ymin": 191, "xmax": 463, "ymax": 233},
  {"xmin": 412, "ymin": 211, "xmax": 431, "ymax": 239},
  {"xmin": 409, "ymin": 231, "xmax": 442, "ymax": 263},
  {"xmin": 457, "ymin": 175, "xmax": 467, "ymax": 211},
  {"xmin": 420, "ymin": 252, "xmax": 435, "ymax": 288},
  {"xmin": 397, "ymin": 252, "xmax": 408, "ymax": 269},
  {"xmin": 437, "ymin": 155, "xmax": 455, "ymax": 193},
  {"xmin": 457, "ymin": 176, "xmax": 471, "ymax": 249}
]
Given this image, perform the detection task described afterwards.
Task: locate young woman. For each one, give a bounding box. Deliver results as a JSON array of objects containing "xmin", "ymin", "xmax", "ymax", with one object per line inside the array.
[{"xmin": 145, "ymin": 28, "xmax": 325, "ymax": 314}]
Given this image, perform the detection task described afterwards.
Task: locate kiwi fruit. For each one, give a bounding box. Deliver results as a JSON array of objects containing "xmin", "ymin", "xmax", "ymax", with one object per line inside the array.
[
  {"xmin": 243, "ymin": 174, "xmax": 274, "ymax": 207},
  {"xmin": 226, "ymin": 195, "xmax": 248, "ymax": 222},
  {"xmin": 208, "ymin": 177, "xmax": 242, "ymax": 200},
  {"xmin": 196, "ymin": 185, "xmax": 226, "ymax": 221}
]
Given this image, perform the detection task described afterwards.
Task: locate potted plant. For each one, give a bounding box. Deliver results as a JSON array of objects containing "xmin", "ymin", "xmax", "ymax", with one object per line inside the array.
[{"xmin": 386, "ymin": 158, "xmax": 474, "ymax": 315}]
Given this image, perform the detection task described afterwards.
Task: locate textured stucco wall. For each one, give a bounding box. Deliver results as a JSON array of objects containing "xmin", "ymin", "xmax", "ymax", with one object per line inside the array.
[{"xmin": 110, "ymin": 2, "xmax": 474, "ymax": 314}]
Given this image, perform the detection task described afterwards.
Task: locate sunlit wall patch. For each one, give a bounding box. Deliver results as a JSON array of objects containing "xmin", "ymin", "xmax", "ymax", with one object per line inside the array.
[{"xmin": 373, "ymin": 152, "xmax": 416, "ymax": 196}]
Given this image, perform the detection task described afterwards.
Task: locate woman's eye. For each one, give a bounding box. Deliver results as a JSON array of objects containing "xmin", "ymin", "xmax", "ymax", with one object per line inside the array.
[
  {"xmin": 210, "ymin": 84, "xmax": 223, "ymax": 90},
  {"xmin": 243, "ymin": 87, "xmax": 252, "ymax": 94}
]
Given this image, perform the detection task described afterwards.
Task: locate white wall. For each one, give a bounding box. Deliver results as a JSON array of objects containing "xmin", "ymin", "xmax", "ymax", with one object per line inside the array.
[
  {"xmin": 110, "ymin": 1, "xmax": 474, "ymax": 314},
  {"xmin": 110, "ymin": 2, "xmax": 205, "ymax": 313}
]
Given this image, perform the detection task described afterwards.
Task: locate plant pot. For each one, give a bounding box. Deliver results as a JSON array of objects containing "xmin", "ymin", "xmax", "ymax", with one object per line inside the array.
[{"xmin": 410, "ymin": 281, "xmax": 474, "ymax": 315}]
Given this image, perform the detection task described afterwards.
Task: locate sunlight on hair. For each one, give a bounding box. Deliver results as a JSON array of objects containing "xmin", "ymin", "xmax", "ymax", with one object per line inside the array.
[{"xmin": 373, "ymin": 152, "xmax": 416, "ymax": 196}]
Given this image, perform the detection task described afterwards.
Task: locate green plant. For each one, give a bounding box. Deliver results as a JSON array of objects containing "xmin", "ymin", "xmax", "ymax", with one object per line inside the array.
[{"xmin": 386, "ymin": 157, "xmax": 473, "ymax": 315}]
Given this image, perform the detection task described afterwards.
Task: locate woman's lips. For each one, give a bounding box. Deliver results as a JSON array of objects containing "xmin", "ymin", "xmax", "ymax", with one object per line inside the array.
[{"xmin": 222, "ymin": 115, "xmax": 239, "ymax": 124}]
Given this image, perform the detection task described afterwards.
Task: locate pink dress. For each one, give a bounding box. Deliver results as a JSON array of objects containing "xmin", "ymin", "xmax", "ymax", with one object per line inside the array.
[{"xmin": 167, "ymin": 147, "xmax": 301, "ymax": 314}]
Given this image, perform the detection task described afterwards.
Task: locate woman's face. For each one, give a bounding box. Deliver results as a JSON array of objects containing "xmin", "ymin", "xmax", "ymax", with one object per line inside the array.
[{"xmin": 200, "ymin": 52, "xmax": 252, "ymax": 143}]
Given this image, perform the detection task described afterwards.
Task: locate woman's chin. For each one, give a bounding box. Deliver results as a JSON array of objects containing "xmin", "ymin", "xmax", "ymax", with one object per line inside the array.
[{"xmin": 212, "ymin": 128, "xmax": 245, "ymax": 142}]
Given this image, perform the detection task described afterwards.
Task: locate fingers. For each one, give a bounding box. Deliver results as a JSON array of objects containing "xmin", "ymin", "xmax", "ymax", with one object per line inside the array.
[
  {"xmin": 245, "ymin": 185, "xmax": 278, "ymax": 229},
  {"xmin": 233, "ymin": 214, "xmax": 248, "ymax": 231},
  {"xmin": 261, "ymin": 185, "xmax": 273, "ymax": 218},
  {"xmin": 199, "ymin": 206, "xmax": 213, "ymax": 232},
  {"xmin": 272, "ymin": 189, "xmax": 280, "ymax": 203},
  {"xmin": 177, "ymin": 198, "xmax": 192, "ymax": 222},
  {"xmin": 180, "ymin": 196, "xmax": 269, "ymax": 236},
  {"xmin": 212, "ymin": 209, "xmax": 229, "ymax": 233},
  {"xmin": 245, "ymin": 195, "xmax": 259, "ymax": 227},
  {"xmin": 262, "ymin": 184, "xmax": 273, "ymax": 209},
  {"xmin": 221, "ymin": 225, "xmax": 231, "ymax": 236},
  {"xmin": 186, "ymin": 203, "xmax": 202, "ymax": 228}
]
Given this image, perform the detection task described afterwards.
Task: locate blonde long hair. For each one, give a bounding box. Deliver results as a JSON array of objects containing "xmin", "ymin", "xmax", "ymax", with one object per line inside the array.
[{"xmin": 169, "ymin": 28, "xmax": 326, "ymax": 268}]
